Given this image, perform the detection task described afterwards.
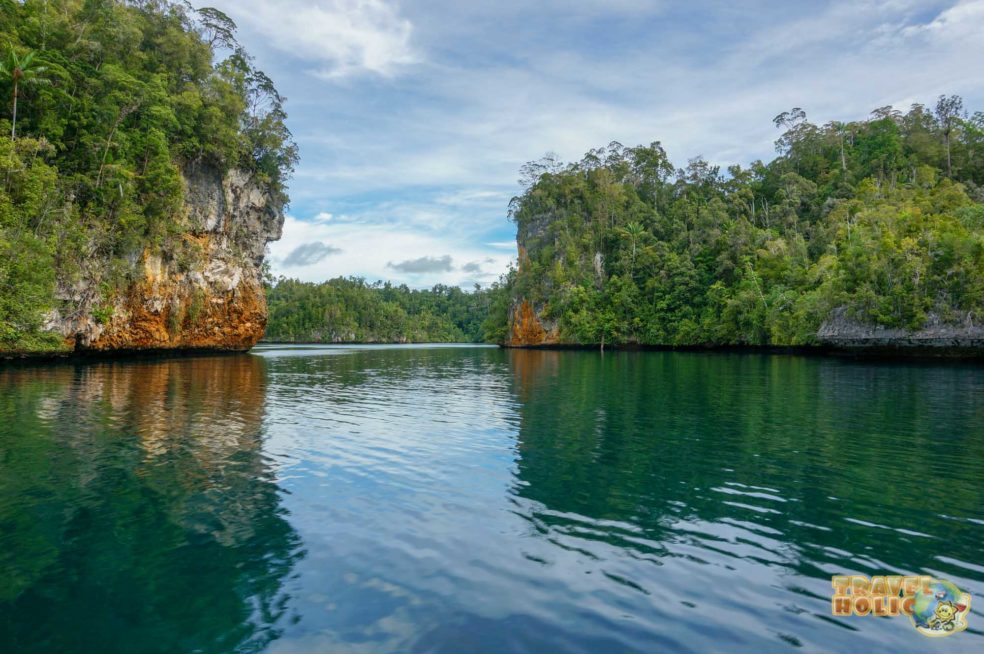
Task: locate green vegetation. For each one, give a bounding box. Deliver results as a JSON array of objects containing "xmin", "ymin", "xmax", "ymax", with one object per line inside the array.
[
  {"xmin": 0, "ymin": 49, "xmax": 50, "ymax": 139},
  {"xmin": 265, "ymin": 277, "xmax": 509, "ymax": 343},
  {"xmin": 0, "ymin": 1, "xmax": 295, "ymax": 352},
  {"xmin": 504, "ymin": 99, "xmax": 984, "ymax": 346}
]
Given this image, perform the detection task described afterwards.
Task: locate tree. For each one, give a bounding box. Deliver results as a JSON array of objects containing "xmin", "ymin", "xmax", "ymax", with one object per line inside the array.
[
  {"xmin": 772, "ymin": 107, "xmax": 808, "ymax": 155},
  {"xmin": 518, "ymin": 152, "xmax": 564, "ymax": 190},
  {"xmin": 0, "ymin": 49, "xmax": 49, "ymax": 139},
  {"xmin": 616, "ymin": 222, "xmax": 647, "ymax": 268},
  {"xmin": 196, "ymin": 7, "xmax": 238, "ymax": 50},
  {"xmin": 935, "ymin": 94, "xmax": 964, "ymax": 177}
]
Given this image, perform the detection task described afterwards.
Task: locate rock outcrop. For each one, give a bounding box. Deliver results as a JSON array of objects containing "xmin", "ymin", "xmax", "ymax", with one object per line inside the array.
[
  {"xmin": 505, "ymin": 222, "xmax": 563, "ymax": 346},
  {"xmin": 818, "ymin": 308, "xmax": 984, "ymax": 354},
  {"xmin": 507, "ymin": 299, "xmax": 559, "ymax": 347},
  {"xmin": 42, "ymin": 163, "xmax": 284, "ymax": 353}
]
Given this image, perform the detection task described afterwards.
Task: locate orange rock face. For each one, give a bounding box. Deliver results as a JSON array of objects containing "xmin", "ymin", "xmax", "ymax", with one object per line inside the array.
[
  {"xmin": 38, "ymin": 165, "xmax": 284, "ymax": 355},
  {"xmin": 85, "ymin": 276, "xmax": 267, "ymax": 352},
  {"xmin": 505, "ymin": 244, "xmax": 560, "ymax": 347},
  {"xmin": 507, "ymin": 299, "xmax": 558, "ymax": 347}
]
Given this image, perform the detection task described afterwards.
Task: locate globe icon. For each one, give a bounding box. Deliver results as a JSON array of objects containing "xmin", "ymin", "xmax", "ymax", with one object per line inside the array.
[{"xmin": 910, "ymin": 579, "xmax": 965, "ymax": 628}]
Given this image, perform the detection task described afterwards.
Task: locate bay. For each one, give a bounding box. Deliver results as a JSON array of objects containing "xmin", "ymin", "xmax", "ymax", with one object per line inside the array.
[{"xmin": 1, "ymin": 345, "xmax": 982, "ymax": 652}]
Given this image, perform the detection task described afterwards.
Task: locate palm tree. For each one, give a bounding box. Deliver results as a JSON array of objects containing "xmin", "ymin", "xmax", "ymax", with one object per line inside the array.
[
  {"xmin": 0, "ymin": 50, "xmax": 49, "ymax": 139},
  {"xmin": 616, "ymin": 222, "xmax": 648, "ymax": 267}
]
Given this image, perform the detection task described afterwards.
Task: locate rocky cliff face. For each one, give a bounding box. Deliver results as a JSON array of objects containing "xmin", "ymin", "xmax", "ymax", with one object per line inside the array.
[
  {"xmin": 818, "ymin": 308, "xmax": 984, "ymax": 353},
  {"xmin": 505, "ymin": 192, "xmax": 566, "ymax": 349},
  {"xmin": 507, "ymin": 298, "xmax": 558, "ymax": 347},
  {"xmin": 43, "ymin": 163, "xmax": 284, "ymax": 353},
  {"xmin": 506, "ymin": 242, "xmax": 561, "ymax": 347}
]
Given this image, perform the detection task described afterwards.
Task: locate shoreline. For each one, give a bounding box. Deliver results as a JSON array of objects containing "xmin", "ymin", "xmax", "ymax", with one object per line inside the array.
[
  {"xmin": 0, "ymin": 346, "xmax": 253, "ymax": 365},
  {"xmin": 500, "ymin": 341, "xmax": 984, "ymax": 361},
  {"xmin": 4, "ymin": 341, "xmax": 983, "ymax": 366},
  {"xmin": 257, "ymin": 340, "xmax": 485, "ymax": 346}
]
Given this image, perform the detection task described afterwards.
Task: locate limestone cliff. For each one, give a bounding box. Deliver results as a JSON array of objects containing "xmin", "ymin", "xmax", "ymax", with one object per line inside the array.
[
  {"xmin": 504, "ymin": 190, "xmax": 566, "ymax": 349},
  {"xmin": 817, "ymin": 308, "xmax": 984, "ymax": 354},
  {"xmin": 42, "ymin": 163, "xmax": 284, "ymax": 354},
  {"xmin": 506, "ymin": 299, "xmax": 557, "ymax": 347}
]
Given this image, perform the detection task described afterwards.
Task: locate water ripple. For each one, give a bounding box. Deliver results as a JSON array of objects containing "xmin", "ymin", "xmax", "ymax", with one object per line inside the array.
[{"xmin": 0, "ymin": 347, "xmax": 982, "ymax": 653}]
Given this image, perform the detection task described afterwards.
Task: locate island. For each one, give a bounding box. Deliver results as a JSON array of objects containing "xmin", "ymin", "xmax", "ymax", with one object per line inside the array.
[
  {"xmin": 491, "ymin": 104, "xmax": 984, "ymax": 356},
  {"xmin": 0, "ymin": 2, "xmax": 292, "ymax": 357}
]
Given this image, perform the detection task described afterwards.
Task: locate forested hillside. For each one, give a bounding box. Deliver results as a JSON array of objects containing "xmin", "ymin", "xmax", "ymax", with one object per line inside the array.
[
  {"xmin": 265, "ymin": 277, "xmax": 507, "ymax": 343},
  {"xmin": 496, "ymin": 99, "xmax": 984, "ymax": 347},
  {"xmin": 0, "ymin": 0, "xmax": 294, "ymax": 353}
]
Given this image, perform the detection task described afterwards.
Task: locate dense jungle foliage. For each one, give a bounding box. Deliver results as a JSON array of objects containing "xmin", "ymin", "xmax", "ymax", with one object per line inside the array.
[
  {"xmin": 264, "ymin": 277, "xmax": 507, "ymax": 344},
  {"xmin": 0, "ymin": 0, "xmax": 296, "ymax": 351},
  {"xmin": 498, "ymin": 98, "xmax": 984, "ymax": 346}
]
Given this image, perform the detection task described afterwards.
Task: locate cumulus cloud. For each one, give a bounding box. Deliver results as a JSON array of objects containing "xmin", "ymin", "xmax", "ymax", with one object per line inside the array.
[
  {"xmin": 281, "ymin": 242, "xmax": 343, "ymax": 267},
  {"xmin": 387, "ymin": 255, "xmax": 454, "ymax": 274},
  {"xmin": 212, "ymin": 0, "xmax": 418, "ymax": 79},
  {"xmin": 267, "ymin": 216, "xmax": 513, "ymax": 287}
]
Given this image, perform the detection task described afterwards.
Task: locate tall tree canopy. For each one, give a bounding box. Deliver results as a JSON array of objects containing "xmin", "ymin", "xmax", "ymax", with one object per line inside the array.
[{"xmin": 502, "ymin": 99, "xmax": 984, "ymax": 346}]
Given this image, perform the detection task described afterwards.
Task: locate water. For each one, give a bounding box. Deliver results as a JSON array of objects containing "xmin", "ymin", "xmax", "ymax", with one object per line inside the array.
[{"xmin": 0, "ymin": 346, "xmax": 982, "ymax": 653}]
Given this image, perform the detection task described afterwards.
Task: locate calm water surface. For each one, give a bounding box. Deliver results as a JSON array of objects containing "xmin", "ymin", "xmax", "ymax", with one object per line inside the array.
[{"xmin": 0, "ymin": 345, "xmax": 982, "ymax": 652}]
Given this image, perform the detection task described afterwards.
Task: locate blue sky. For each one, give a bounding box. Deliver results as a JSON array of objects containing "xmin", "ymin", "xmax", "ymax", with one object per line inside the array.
[{"xmin": 208, "ymin": 0, "xmax": 984, "ymax": 288}]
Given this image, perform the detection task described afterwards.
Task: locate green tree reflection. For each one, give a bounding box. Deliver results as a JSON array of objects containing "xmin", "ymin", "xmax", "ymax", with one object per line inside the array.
[
  {"xmin": 0, "ymin": 356, "xmax": 303, "ymax": 653},
  {"xmin": 506, "ymin": 350, "xmax": 984, "ymax": 583}
]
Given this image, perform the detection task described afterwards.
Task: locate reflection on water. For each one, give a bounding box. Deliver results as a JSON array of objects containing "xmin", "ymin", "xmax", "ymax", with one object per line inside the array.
[
  {"xmin": 0, "ymin": 356, "xmax": 302, "ymax": 652},
  {"xmin": 506, "ymin": 351, "xmax": 984, "ymax": 652},
  {"xmin": 1, "ymin": 346, "xmax": 982, "ymax": 653}
]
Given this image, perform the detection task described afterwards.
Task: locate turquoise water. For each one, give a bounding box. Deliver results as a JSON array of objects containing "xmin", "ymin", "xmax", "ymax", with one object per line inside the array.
[{"xmin": 1, "ymin": 345, "xmax": 982, "ymax": 652}]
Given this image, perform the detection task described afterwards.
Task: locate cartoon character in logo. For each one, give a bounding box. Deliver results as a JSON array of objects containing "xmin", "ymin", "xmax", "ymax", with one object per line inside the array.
[
  {"xmin": 928, "ymin": 600, "xmax": 961, "ymax": 631},
  {"xmin": 909, "ymin": 578, "xmax": 971, "ymax": 638}
]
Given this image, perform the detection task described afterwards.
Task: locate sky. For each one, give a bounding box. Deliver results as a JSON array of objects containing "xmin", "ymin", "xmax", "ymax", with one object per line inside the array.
[{"xmin": 208, "ymin": 0, "xmax": 984, "ymax": 288}]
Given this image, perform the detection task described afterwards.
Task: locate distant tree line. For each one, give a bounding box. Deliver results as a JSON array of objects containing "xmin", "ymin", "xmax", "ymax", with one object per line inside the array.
[{"xmin": 264, "ymin": 277, "xmax": 509, "ymax": 343}]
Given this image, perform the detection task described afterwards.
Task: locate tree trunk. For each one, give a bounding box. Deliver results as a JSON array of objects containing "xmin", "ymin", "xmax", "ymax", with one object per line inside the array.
[
  {"xmin": 945, "ymin": 132, "xmax": 952, "ymax": 177},
  {"xmin": 10, "ymin": 81, "xmax": 18, "ymax": 139},
  {"xmin": 97, "ymin": 103, "xmax": 138, "ymax": 186}
]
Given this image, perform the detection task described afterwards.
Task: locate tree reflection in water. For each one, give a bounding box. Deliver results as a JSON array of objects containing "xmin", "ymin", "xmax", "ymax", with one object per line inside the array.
[{"xmin": 0, "ymin": 355, "xmax": 303, "ymax": 653}]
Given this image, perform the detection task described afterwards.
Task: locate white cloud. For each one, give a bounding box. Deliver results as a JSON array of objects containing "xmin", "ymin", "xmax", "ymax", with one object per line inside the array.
[
  {"xmin": 211, "ymin": 0, "xmax": 984, "ymax": 287},
  {"xmin": 281, "ymin": 0, "xmax": 984, "ymax": 207},
  {"xmin": 901, "ymin": 0, "xmax": 984, "ymax": 40},
  {"xmin": 269, "ymin": 216, "xmax": 514, "ymax": 287},
  {"xmin": 434, "ymin": 189, "xmax": 511, "ymax": 206},
  {"xmin": 212, "ymin": 0, "xmax": 418, "ymax": 79}
]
